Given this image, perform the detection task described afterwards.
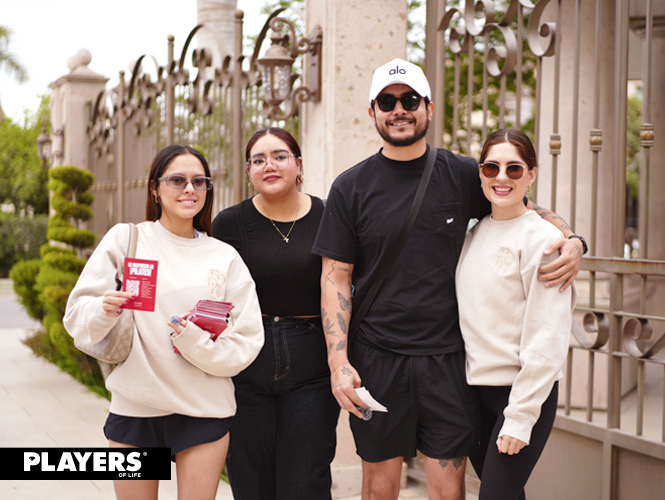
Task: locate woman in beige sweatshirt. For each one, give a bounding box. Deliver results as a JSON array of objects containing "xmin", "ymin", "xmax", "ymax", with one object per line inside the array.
[
  {"xmin": 64, "ymin": 145, "xmax": 264, "ymax": 500},
  {"xmin": 456, "ymin": 129, "xmax": 577, "ymax": 500}
]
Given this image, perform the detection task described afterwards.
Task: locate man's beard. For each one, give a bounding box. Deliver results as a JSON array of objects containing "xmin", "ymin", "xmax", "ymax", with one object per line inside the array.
[{"xmin": 375, "ymin": 116, "xmax": 429, "ymax": 147}]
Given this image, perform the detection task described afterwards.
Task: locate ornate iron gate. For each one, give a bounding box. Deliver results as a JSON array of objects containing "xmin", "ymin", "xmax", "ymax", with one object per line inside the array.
[{"xmin": 86, "ymin": 8, "xmax": 300, "ymax": 237}]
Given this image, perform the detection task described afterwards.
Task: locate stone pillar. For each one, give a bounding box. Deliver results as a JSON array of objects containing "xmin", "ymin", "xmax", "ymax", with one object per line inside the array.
[
  {"xmin": 301, "ymin": 0, "xmax": 409, "ymax": 198},
  {"xmin": 48, "ymin": 49, "xmax": 108, "ymax": 170},
  {"xmin": 197, "ymin": 0, "xmax": 237, "ymax": 65}
]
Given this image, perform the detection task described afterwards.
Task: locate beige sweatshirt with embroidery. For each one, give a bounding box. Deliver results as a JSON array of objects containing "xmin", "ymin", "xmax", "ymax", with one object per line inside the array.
[
  {"xmin": 64, "ymin": 221, "xmax": 264, "ymax": 418},
  {"xmin": 456, "ymin": 210, "xmax": 577, "ymax": 444}
]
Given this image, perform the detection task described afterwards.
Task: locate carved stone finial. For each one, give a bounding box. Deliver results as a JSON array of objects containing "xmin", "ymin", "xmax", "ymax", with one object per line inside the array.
[{"xmin": 67, "ymin": 49, "xmax": 93, "ymax": 72}]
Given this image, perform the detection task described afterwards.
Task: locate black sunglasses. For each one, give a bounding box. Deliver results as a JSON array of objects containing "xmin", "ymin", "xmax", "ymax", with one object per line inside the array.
[
  {"xmin": 374, "ymin": 92, "xmax": 423, "ymax": 112},
  {"xmin": 480, "ymin": 162, "xmax": 525, "ymax": 180}
]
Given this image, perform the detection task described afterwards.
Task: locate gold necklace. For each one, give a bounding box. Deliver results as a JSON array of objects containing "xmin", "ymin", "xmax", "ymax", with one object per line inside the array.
[{"xmin": 259, "ymin": 195, "xmax": 300, "ymax": 243}]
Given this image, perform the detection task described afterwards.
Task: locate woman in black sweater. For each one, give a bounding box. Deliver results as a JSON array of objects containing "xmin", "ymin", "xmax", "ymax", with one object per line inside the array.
[{"xmin": 212, "ymin": 128, "xmax": 339, "ymax": 500}]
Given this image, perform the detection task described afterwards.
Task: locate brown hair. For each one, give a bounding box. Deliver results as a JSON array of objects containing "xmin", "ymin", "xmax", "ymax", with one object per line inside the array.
[
  {"xmin": 479, "ymin": 128, "xmax": 538, "ymax": 170},
  {"xmin": 146, "ymin": 145, "xmax": 213, "ymax": 234}
]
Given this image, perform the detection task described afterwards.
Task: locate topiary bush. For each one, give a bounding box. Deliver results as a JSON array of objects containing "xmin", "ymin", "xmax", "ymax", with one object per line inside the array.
[{"xmin": 10, "ymin": 165, "xmax": 109, "ymax": 399}]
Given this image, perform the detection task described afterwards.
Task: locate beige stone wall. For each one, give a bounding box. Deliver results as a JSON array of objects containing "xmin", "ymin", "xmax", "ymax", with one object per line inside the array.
[{"xmin": 300, "ymin": 0, "xmax": 409, "ymax": 199}]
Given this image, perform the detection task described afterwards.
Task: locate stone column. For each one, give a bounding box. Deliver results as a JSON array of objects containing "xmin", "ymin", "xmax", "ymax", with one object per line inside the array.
[
  {"xmin": 197, "ymin": 0, "xmax": 237, "ymax": 65},
  {"xmin": 48, "ymin": 49, "xmax": 108, "ymax": 170},
  {"xmin": 301, "ymin": 0, "xmax": 409, "ymax": 198}
]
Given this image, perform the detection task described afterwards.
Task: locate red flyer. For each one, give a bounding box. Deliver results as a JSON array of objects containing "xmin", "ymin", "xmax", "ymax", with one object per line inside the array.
[{"xmin": 121, "ymin": 258, "xmax": 158, "ymax": 312}]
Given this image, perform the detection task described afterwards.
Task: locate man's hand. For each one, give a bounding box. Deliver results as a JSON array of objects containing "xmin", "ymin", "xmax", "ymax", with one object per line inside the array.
[
  {"xmin": 538, "ymin": 237, "xmax": 583, "ymax": 292},
  {"xmin": 331, "ymin": 362, "xmax": 365, "ymax": 419},
  {"xmin": 496, "ymin": 435, "xmax": 527, "ymax": 455}
]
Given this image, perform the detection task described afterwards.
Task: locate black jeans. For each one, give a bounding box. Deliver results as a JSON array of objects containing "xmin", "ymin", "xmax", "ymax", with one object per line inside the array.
[
  {"xmin": 227, "ymin": 316, "xmax": 340, "ymax": 500},
  {"xmin": 470, "ymin": 382, "xmax": 559, "ymax": 500}
]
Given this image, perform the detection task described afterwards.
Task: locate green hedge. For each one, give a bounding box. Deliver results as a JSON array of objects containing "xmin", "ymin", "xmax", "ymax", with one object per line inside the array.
[{"xmin": 0, "ymin": 213, "xmax": 48, "ymax": 278}]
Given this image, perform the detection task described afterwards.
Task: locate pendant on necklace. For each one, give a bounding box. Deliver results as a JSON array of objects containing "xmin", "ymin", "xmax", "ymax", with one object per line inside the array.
[{"xmin": 284, "ymin": 237, "xmax": 289, "ymax": 243}]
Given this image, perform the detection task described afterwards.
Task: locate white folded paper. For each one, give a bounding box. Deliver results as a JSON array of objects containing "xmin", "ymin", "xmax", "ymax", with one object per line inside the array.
[{"xmin": 354, "ymin": 387, "xmax": 388, "ymax": 412}]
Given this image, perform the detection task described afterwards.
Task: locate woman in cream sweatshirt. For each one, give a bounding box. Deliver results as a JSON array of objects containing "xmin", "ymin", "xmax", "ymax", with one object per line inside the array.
[
  {"xmin": 64, "ymin": 145, "xmax": 263, "ymax": 500},
  {"xmin": 456, "ymin": 129, "xmax": 577, "ymax": 500}
]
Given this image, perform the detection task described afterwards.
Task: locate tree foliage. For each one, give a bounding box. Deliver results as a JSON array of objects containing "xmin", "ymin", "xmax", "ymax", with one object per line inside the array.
[
  {"xmin": 0, "ymin": 94, "xmax": 50, "ymax": 215},
  {"xmin": 0, "ymin": 25, "xmax": 28, "ymax": 84}
]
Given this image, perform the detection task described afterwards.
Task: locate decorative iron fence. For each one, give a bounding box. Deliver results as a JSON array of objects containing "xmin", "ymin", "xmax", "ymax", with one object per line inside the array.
[
  {"xmin": 432, "ymin": 0, "xmax": 665, "ymax": 498},
  {"xmin": 86, "ymin": 8, "xmax": 300, "ymax": 238}
]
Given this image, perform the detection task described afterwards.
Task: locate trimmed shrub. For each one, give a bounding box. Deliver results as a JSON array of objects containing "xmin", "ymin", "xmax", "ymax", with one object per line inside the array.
[
  {"xmin": 9, "ymin": 258, "xmax": 45, "ymax": 321},
  {"xmin": 10, "ymin": 165, "xmax": 109, "ymax": 399}
]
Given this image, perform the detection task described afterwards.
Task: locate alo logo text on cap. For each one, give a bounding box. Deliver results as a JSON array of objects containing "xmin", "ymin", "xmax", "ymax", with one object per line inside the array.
[{"xmin": 389, "ymin": 66, "xmax": 407, "ymax": 75}]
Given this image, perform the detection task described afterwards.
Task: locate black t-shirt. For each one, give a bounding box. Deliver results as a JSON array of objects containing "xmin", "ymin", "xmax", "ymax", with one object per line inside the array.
[
  {"xmin": 312, "ymin": 145, "xmax": 491, "ymax": 355},
  {"xmin": 212, "ymin": 195, "xmax": 324, "ymax": 316}
]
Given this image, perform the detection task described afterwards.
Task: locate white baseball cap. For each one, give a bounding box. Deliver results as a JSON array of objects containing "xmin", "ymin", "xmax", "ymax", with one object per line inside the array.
[{"xmin": 368, "ymin": 58, "xmax": 432, "ymax": 103}]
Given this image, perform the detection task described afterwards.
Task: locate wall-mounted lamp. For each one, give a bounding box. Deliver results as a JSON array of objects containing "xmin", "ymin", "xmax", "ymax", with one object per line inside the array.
[
  {"xmin": 36, "ymin": 122, "xmax": 52, "ymax": 169},
  {"xmin": 257, "ymin": 18, "xmax": 322, "ymax": 120},
  {"xmin": 35, "ymin": 121, "xmax": 64, "ymax": 168}
]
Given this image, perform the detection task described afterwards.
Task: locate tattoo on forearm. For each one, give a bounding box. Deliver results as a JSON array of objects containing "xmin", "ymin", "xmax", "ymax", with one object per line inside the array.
[
  {"xmin": 338, "ymin": 291, "xmax": 351, "ymax": 311},
  {"xmin": 551, "ymin": 215, "xmax": 572, "ymax": 233},
  {"xmin": 337, "ymin": 312, "xmax": 348, "ymax": 335},
  {"xmin": 532, "ymin": 203, "xmax": 572, "ymax": 233},
  {"xmin": 336, "ymin": 340, "xmax": 346, "ymax": 351},
  {"xmin": 323, "ymin": 315, "xmax": 338, "ymax": 337},
  {"xmin": 438, "ymin": 457, "xmax": 465, "ymax": 471}
]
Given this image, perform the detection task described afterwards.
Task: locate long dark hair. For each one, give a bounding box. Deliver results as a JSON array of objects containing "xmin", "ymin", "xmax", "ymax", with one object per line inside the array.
[
  {"xmin": 146, "ymin": 145, "xmax": 213, "ymax": 234},
  {"xmin": 479, "ymin": 128, "xmax": 538, "ymax": 170}
]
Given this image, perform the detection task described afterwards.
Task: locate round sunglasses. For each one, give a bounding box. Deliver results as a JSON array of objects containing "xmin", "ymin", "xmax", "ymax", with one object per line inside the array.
[{"xmin": 480, "ymin": 162, "xmax": 526, "ymax": 180}]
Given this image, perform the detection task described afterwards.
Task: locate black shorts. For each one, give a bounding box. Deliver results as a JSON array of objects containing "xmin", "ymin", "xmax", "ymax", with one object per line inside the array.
[
  {"xmin": 350, "ymin": 340, "xmax": 480, "ymax": 463},
  {"xmin": 104, "ymin": 412, "xmax": 231, "ymax": 462}
]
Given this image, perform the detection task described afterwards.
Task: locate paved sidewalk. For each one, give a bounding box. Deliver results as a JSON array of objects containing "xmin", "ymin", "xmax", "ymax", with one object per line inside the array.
[{"xmin": 0, "ymin": 283, "xmax": 444, "ymax": 500}]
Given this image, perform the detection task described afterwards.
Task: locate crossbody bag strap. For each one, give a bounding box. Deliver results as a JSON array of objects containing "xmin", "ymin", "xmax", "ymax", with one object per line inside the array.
[
  {"xmin": 348, "ymin": 145, "xmax": 437, "ymax": 338},
  {"xmin": 115, "ymin": 223, "xmax": 138, "ymax": 291}
]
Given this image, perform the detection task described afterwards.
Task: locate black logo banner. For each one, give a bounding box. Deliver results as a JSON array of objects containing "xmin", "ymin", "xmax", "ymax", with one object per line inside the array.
[{"xmin": 1, "ymin": 448, "xmax": 171, "ymax": 480}]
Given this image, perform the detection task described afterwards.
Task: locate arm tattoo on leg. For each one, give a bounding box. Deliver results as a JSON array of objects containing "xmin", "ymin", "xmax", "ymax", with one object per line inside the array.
[{"xmin": 438, "ymin": 457, "xmax": 465, "ymax": 471}]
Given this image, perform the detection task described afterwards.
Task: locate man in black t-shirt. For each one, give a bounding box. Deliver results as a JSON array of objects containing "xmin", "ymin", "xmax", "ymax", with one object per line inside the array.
[{"xmin": 312, "ymin": 58, "xmax": 583, "ymax": 500}]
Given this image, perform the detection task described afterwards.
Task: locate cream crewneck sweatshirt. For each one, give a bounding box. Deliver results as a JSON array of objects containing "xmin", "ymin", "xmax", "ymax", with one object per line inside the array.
[
  {"xmin": 456, "ymin": 210, "xmax": 577, "ymax": 444},
  {"xmin": 64, "ymin": 221, "xmax": 264, "ymax": 418}
]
